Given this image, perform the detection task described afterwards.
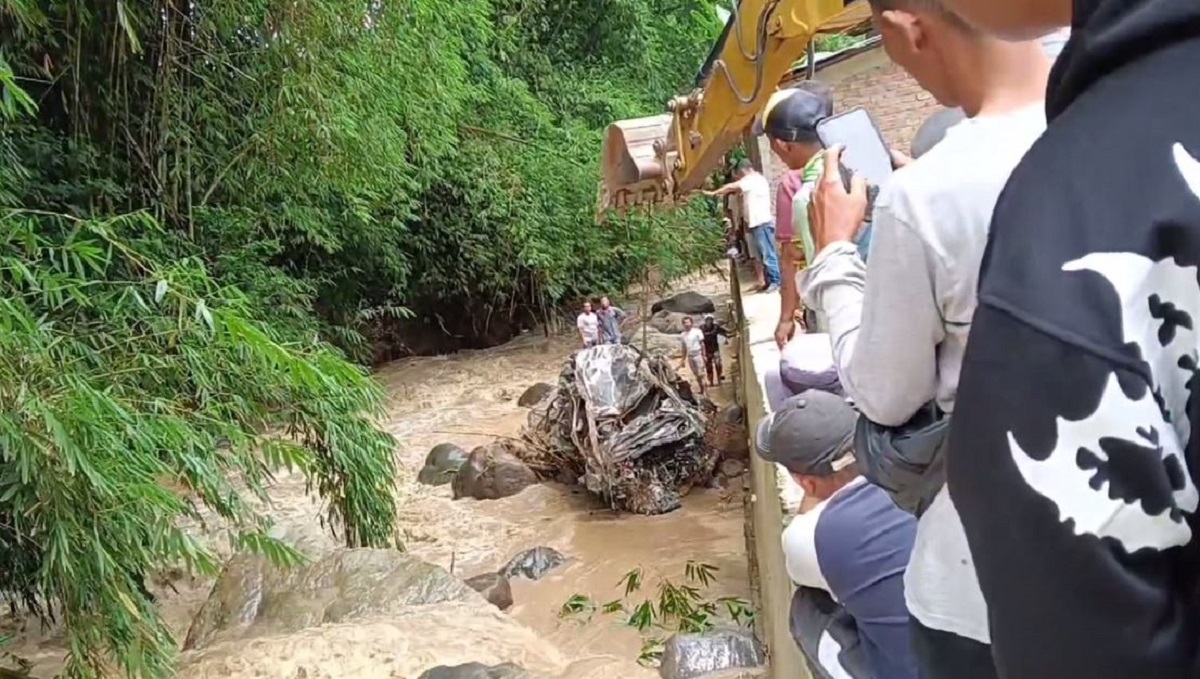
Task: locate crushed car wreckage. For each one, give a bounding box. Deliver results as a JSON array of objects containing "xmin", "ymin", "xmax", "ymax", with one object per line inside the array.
[{"xmin": 523, "ymin": 343, "xmax": 718, "ymax": 515}]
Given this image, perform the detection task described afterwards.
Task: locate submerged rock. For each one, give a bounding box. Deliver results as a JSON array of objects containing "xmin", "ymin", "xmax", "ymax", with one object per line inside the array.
[
  {"xmin": 417, "ymin": 663, "xmax": 547, "ymax": 679},
  {"xmin": 465, "ymin": 572, "xmax": 514, "ymax": 611},
  {"xmin": 651, "ymin": 291, "xmax": 715, "ymax": 316},
  {"xmin": 183, "ymin": 549, "xmax": 481, "ymax": 651},
  {"xmin": 419, "ymin": 443, "xmax": 471, "ymax": 486},
  {"xmin": 500, "ymin": 547, "xmax": 568, "ymax": 581},
  {"xmin": 452, "ymin": 442, "xmax": 539, "ymax": 501},
  {"xmin": 659, "ymin": 628, "xmax": 765, "ymax": 679},
  {"xmin": 518, "ymin": 383, "xmax": 556, "ymax": 408}
]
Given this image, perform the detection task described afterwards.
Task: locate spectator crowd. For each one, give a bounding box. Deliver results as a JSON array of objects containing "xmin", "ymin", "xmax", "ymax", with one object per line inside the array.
[{"xmin": 726, "ymin": 1, "xmax": 1200, "ymax": 679}]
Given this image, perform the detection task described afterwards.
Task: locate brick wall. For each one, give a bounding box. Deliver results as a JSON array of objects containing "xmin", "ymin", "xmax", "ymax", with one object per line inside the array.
[{"xmin": 757, "ymin": 46, "xmax": 941, "ymax": 217}]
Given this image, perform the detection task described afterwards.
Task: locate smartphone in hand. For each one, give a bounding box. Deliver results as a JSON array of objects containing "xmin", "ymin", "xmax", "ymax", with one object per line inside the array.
[{"xmin": 815, "ymin": 108, "xmax": 894, "ymax": 187}]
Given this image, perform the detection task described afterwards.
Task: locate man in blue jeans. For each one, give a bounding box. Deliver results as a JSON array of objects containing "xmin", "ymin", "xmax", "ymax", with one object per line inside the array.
[{"xmin": 705, "ymin": 161, "xmax": 781, "ymax": 292}]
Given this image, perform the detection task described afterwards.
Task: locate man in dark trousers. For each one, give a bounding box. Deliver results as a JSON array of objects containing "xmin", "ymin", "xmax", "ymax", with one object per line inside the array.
[
  {"xmin": 699, "ymin": 314, "xmax": 728, "ymax": 387},
  {"xmin": 932, "ymin": 1, "xmax": 1200, "ymax": 678}
]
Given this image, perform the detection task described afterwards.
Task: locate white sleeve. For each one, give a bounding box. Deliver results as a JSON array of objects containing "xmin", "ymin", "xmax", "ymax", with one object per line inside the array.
[
  {"xmin": 782, "ymin": 511, "xmax": 832, "ymax": 593},
  {"xmin": 799, "ymin": 204, "xmax": 945, "ymax": 426}
]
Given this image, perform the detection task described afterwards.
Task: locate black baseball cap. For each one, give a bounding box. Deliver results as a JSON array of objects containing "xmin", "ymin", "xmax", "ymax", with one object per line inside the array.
[
  {"xmin": 751, "ymin": 88, "xmax": 833, "ymax": 143},
  {"xmin": 754, "ymin": 391, "xmax": 857, "ymax": 476}
]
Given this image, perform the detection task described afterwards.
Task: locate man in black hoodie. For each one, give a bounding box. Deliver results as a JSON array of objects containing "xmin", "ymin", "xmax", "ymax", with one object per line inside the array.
[{"xmin": 937, "ymin": 1, "xmax": 1200, "ymax": 678}]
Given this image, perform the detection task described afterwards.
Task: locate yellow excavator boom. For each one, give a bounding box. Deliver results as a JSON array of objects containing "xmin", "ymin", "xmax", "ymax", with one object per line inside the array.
[{"xmin": 598, "ymin": 0, "xmax": 872, "ymax": 216}]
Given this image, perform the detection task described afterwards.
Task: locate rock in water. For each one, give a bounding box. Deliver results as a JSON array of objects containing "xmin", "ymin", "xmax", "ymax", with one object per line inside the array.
[
  {"xmin": 452, "ymin": 442, "xmax": 539, "ymax": 501},
  {"xmin": 418, "ymin": 664, "xmax": 548, "ymax": 679},
  {"xmin": 419, "ymin": 443, "xmax": 471, "ymax": 486},
  {"xmin": 622, "ymin": 327, "xmax": 682, "ymax": 359},
  {"xmin": 465, "ymin": 573, "xmax": 514, "ymax": 610},
  {"xmin": 651, "ymin": 291, "xmax": 715, "ymax": 315},
  {"xmin": 649, "ymin": 310, "xmax": 692, "ymax": 335},
  {"xmin": 183, "ymin": 549, "xmax": 482, "ymax": 651},
  {"xmin": 500, "ymin": 547, "xmax": 568, "ymax": 581},
  {"xmin": 659, "ymin": 629, "xmax": 765, "ymax": 679},
  {"xmin": 518, "ymin": 383, "xmax": 556, "ymax": 407}
]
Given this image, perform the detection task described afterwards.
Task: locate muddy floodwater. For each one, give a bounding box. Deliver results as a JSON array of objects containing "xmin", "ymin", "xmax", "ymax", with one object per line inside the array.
[{"xmin": 3, "ymin": 275, "xmax": 749, "ymax": 678}]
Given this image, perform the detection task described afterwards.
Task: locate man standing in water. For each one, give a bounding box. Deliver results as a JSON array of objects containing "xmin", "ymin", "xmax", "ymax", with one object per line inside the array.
[
  {"xmin": 927, "ymin": 1, "xmax": 1200, "ymax": 678},
  {"xmin": 705, "ymin": 162, "xmax": 781, "ymax": 293},
  {"xmin": 576, "ymin": 301, "xmax": 600, "ymax": 348},
  {"xmin": 678, "ymin": 316, "xmax": 707, "ymax": 395},
  {"xmin": 803, "ymin": 1, "xmax": 1053, "ymax": 676},
  {"xmin": 596, "ymin": 296, "xmax": 625, "ymax": 345}
]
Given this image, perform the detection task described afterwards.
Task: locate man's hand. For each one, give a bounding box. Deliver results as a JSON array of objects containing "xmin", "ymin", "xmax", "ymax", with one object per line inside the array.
[
  {"xmin": 810, "ymin": 146, "xmax": 869, "ymax": 253},
  {"xmin": 890, "ymin": 148, "xmax": 914, "ymax": 169},
  {"xmin": 774, "ymin": 318, "xmax": 795, "ymax": 348}
]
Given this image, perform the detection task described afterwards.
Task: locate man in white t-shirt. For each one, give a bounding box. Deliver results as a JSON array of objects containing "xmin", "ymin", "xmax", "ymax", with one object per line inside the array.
[
  {"xmin": 801, "ymin": 0, "xmax": 1055, "ymax": 676},
  {"xmin": 576, "ymin": 301, "xmax": 600, "ymax": 348},
  {"xmin": 705, "ymin": 161, "xmax": 781, "ymax": 292},
  {"xmin": 677, "ymin": 316, "xmax": 707, "ymax": 395}
]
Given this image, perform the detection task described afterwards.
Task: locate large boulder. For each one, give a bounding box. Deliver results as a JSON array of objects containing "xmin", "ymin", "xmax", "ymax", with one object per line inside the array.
[
  {"xmin": 465, "ymin": 572, "xmax": 514, "ymax": 611},
  {"xmin": 622, "ymin": 327, "xmax": 682, "ymax": 359},
  {"xmin": 418, "ymin": 664, "xmax": 549, "ymax": 679},
  {"xmin": 177, "ymin": 550, "xmax": 571, "ymax": 679},
  {"xmin": 452, "ymin": 441, "xmax": 539, "ymax": 501},
  {"xmin": 500, "ymin": 547, "xmax": 568, "ymax": 581},
  {"xmin": 176, "ymin": 603, "xmax": 569, "ymax": 679},
  {"xmin": 659, "ymin": 629, "xmax": 765, "ymax": 679},
  {"xmin": 419, "ymin": 443, "xmax": 471, "ymax": 486},
  {"xmin": 518, "ymin": 383, "xmax": 556, "ymax": 408},
  {"xmin": 648, "ymin": 311, "xmax": 689, "ymax": 335},
  {"xmin": 184, "ymin": 549, "xmax": 483, "ymax": 652},
  {"xmin": 651, "ymin": 292, "xmax": 715, "ymax": 316}
]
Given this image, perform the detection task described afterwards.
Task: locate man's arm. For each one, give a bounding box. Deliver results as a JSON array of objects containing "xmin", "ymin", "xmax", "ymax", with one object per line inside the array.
[
  {"xmin": 703, "ymin": 178, "xmax": 745, "ymax": 198},
  {"xmin": 801, "ymin": 207, "xmax": 942, "ymax": 426},
  {"xmin": 950, "ymin": 301, "xmax": 1195, "ymax": 679},
  {"xmin": 781, "ymin": 514, "xmax": 830, "ymax": 592}
]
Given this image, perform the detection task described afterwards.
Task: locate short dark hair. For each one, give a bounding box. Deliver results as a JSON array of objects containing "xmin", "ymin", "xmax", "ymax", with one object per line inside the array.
[
  {"xmin": 867, "ymin": 0, "xmax": 974, "ymax": 30},
  {"xmin": 735, "ymin": 159, "xmax": 753, "ymax": 173}
]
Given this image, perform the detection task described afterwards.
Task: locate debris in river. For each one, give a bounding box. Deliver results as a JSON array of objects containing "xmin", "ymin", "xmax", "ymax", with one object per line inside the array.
[
  {"xmin": 522, "ymin": 343, "xmax": 716, "ymax": 515},
  {"xmin": 452, "ymin": 441, "xmax": 539, "ymax": 500},
  {"xmin": 501, "ymin": 547, "xmax": 569, "ymax": 581},
  {"xmin": 658, "ymin": 628, "xmax": 765, "ymax": 679},
  {"xmin": 464, "ymin": 572, "xmax": 514, "ymax": 611},
  {"xmin": 419, "ymin": 443, "xmax": 471, "ymax": 486}
]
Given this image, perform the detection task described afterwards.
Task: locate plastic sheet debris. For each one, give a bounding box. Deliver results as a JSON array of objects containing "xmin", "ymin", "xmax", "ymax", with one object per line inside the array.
[{"xmin": 524, "ymin": 344, "xmax": 715, "ymax": 514}]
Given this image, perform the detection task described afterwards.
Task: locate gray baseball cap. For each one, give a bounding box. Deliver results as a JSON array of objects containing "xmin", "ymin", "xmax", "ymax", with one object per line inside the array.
[{"xmin": 755, "ymin": 391, "xmax": 857, "ymax": 476}]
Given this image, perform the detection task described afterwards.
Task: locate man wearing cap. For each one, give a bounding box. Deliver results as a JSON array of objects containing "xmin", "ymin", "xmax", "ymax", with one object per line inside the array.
[
  {"xmin": 704, "ymin": 161, "xmax": 782, "ymax": 293},
  {"xmin": 753, "ymin": 83, "xmax": 846, "ymax": 347},
  {"xmin": 803, "ymin": 2, "xmax": 1058, "ymax": 676},
  {"xmin": 757, "ymin": 391, "xmax": 918, "ymax": 679}
]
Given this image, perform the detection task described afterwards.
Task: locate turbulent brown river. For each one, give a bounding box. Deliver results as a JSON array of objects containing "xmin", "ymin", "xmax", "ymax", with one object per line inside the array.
[{"xmin": 3, "ymin": 275, "xmax": 750, "ymax": 678}]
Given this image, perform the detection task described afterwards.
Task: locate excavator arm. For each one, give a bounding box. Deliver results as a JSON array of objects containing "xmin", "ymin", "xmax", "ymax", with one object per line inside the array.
[{"xmin": 599, "ymin": 0, "xmax": 872, "ymax": 215}]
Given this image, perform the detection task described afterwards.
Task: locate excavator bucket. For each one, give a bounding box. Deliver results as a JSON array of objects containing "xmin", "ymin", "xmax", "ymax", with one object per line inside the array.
[{"xmin": 597, "ymin": 114, "xmax": 675, "ymax": 217}]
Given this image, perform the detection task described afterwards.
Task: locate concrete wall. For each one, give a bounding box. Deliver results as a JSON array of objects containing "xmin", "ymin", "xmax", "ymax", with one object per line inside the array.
[{"xmin": 758, "ymin": 46, "xmax": 941, "ymax": 217}]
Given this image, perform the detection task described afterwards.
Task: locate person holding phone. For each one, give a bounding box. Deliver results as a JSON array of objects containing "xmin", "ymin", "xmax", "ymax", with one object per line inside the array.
[
  {"xmin": 753, "ymin": 85, "xmax": 834, "ymax": 346},
  {"xmin": 801, "ymin": 1, "xmax": 1054, "ymax": 677},
  {"xmin": 919, "ymin": 1, "xmax": 1200, "ymax": 679}
]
